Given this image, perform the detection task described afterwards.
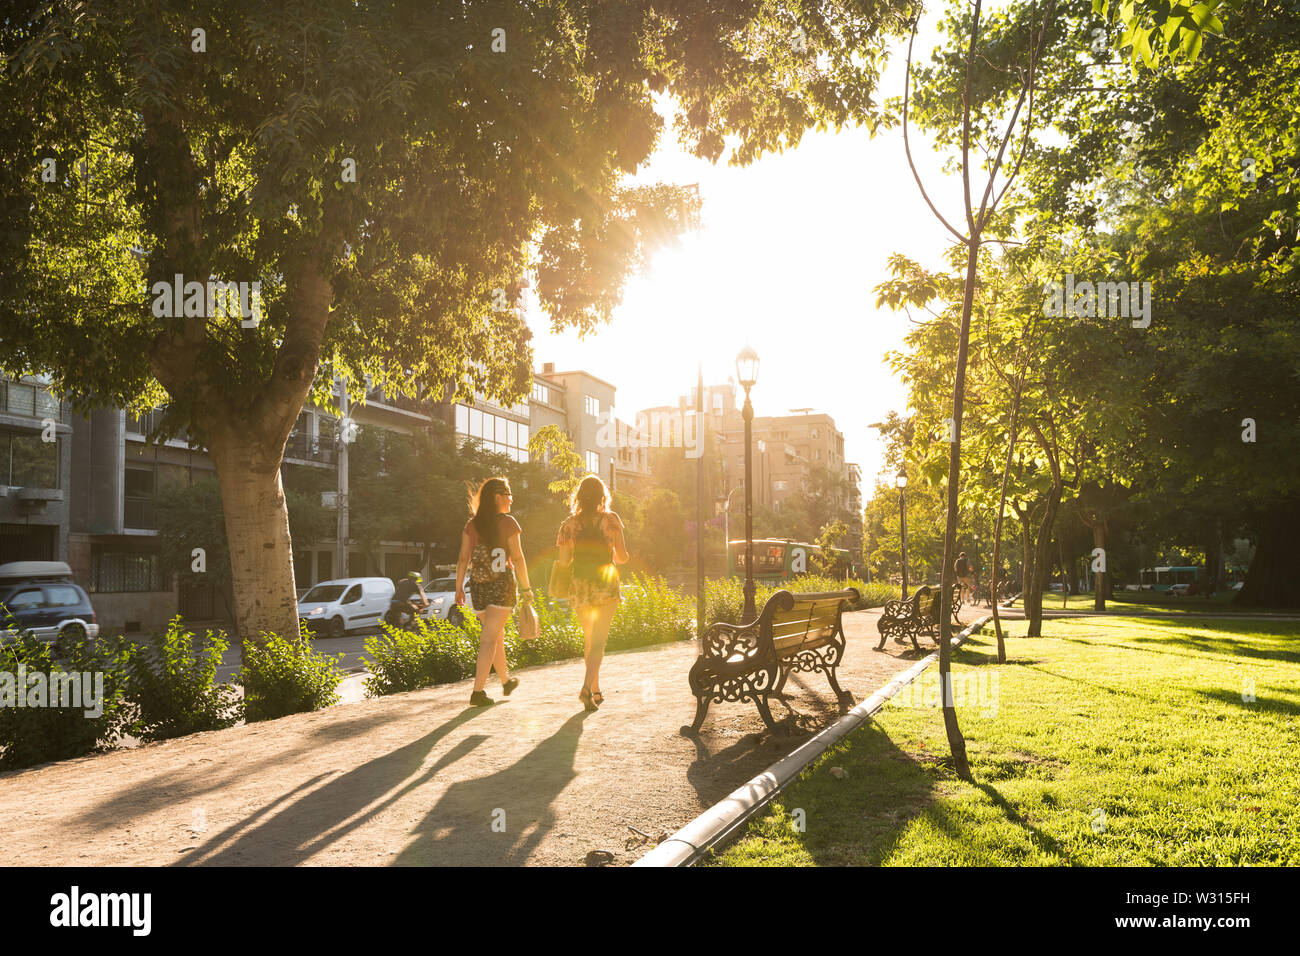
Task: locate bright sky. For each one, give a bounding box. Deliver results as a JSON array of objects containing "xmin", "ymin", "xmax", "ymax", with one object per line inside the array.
[{"xmin": 525, "ymin": 23, "xmax": 971, "ymax": 489}]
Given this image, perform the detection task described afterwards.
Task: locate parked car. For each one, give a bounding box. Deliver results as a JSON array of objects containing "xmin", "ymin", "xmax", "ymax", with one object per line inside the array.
[
  {"xmin": 425, "ymin": 576, "xmax": 468, "ymax": 626},
  {"xmin": 1168, "ymin": 583, "xmax": 1191, "ymax": 596},
  {"xmin": 298, "ymin": 577, "xmax": 395, "ymax": 637},
  {"xmin": 0, "ymin": 561, "xmax": 100, "ymax": 643}
]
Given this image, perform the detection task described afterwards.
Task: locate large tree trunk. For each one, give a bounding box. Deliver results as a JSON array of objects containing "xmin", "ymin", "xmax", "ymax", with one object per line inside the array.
[
  {"xmin": 1235, "ymin": 498, "xmax": 1300, "ymax": 608},
  {"xmin": 209, "ymin": 434, "xmax": 301, "ymax": 643},
  {"xmin": 151, "ymin": 255, "xmax": 331, "ymax": 644}
]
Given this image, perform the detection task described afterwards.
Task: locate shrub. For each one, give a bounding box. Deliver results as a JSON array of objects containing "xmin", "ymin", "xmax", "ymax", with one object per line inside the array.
[
  {"xmin": 788, "ymin": 575, "xmax": 897, "ymax": 610},
  {"xmin": 507, "ymin": 587, "xmax": 584, "ymax": 668},
  {"xmin": 127, "ymin": 616, "xmax": 241, "ymax": 741},
  {"xmin": 607, "ymin": 573, "xmax": 694, "ymax": 649},
  {"xmin": 361, "ymin": 616, "xmax": 479, "ymax": 697},
  {"xmin": 702, "ymin": 574, "xmax": 894, "ymax": 624},
  {"xmin": 703, "ymin": 576, "xmax": 778, "ymax": 625},
  {"xmin": 0, "ymin": 626, "xmax": 133, "ymax": 769},
  {"xmin": 852, "ymin": 581, "xmax": 900, "ymax": 609},
  {"xmin": 235, "ymin": 625, "xmax": 344, "ymax": 722}
]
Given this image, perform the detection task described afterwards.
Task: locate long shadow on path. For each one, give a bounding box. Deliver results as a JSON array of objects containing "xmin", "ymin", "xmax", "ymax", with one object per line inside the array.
[
  {"xmin": 176, "ymin": 708, "xmax": 487, "ymax": 866},
  {"xmin": 395, "ymin": 711, "xmax": 591, "ymax": 866}
]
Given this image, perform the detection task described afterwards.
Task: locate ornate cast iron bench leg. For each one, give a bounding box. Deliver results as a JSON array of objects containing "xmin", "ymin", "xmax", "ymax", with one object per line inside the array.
[
  {"xmin": 908, "ymin": 619, "xmax": 923, "ymax": 653},
  {"xmin": 753, "ymin": 692, "xmax": 778, "ymax": 732},
  {"xmin": 824, "ymin": 658, "xmax": 845, "ymax": 701},
  {"xmin": 773, "ymin": 661, "xmax": 790, "ymax": 696},
  {"xmin": 690, "ymin": 693, "xmax": 711, "ymax": 733}
]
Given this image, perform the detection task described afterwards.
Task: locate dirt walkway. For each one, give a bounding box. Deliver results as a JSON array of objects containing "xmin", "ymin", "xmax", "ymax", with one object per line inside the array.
[{"xmin": 0, "ymin": 608, "xmax": 957, "ymax": 867}]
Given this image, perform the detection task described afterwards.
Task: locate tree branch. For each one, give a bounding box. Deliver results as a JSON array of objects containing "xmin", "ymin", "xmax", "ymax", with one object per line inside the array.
[{"xmin": 903, "ymin": 17, "xmax": 968, "ymax": 246}]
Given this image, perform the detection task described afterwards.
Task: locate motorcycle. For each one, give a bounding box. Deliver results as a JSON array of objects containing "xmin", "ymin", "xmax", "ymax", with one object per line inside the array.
[{"xmin": 383, "ymin": 597, "xmax": 430, "ymax": 631}]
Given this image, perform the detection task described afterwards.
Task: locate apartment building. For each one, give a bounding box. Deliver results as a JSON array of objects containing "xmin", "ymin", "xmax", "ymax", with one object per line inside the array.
[
  {"xmin": 527, "ymin": 363, "xmax": 651, "ymax": 494},
  {"xmin": 0, "ymin": 376, "xmax": 72, "ymax": 564},
  {"xmin": 646, "ymin": 383, "xmax": 862, "ymax": 550}
]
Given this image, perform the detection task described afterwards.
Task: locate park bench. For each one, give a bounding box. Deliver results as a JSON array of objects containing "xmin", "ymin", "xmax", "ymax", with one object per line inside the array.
[
  {"xmin": 687, "ymin": 587, "xmax": 859, "ymax": 733},
  {"xmin": 876, "ymin": 583, "xmax": 961, "ymax": 653}
]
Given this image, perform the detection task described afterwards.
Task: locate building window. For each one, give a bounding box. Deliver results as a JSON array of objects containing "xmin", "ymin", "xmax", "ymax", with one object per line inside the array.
[
  {"xmin": 2, "ymin": 432, "xmax": 59, "ymax": 488},
  {"xmin": 454, "ymin": 403, "xmax": 529, "ymax": 462},
  {"xmin": 815, "ymin": 449, "xmax": 821, "ymax": 460},
  {"xmin": 774, "ymin": 480, "xmax": 788, "ymax": 491},
  {"xmin": 532, "ymin": 382, "xmax": 553, "ymax": 405},
  {"xmin": 586, "ymin": 450, "xmax": 600, "ymax": 474},
  {"xmin": 811, "ymin": 428, "xmax": 819, "ymax": 438},
  {"xmin": 124, "ymin": 465, "xmax": 156, "ymax": 529},
  {"xmin": 92, "ymin": 551, "xmax": 165, "ymax": 592},
  {"xmin": 584, "ymin": 395, "xmax": 600, "ymax": 417}
]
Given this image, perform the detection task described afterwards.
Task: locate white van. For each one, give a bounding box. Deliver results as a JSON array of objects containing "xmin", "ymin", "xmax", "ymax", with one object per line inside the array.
[{"xmin": 298, "ymin": 577, "xmax": 395, "ymax": 637}]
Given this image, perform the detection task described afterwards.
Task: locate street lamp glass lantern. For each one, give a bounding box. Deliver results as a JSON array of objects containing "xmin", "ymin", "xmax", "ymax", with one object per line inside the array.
[
  {"xmin": 895, "ymin": 470, "xmax": 908, "ymax": 489},
  {"xmin": 735, "ymin": 345, "xmax": 760, "ymax": 388}
]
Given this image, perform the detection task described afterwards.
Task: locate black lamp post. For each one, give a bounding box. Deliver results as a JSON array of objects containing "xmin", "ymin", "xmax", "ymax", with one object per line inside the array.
[
  {"xmin": 896, "ymin": 468, "xmax": 909, "ymax": 599},
  {"xmin": 736, "ymin": 345, "xmax": 760, "ymax": 623}
]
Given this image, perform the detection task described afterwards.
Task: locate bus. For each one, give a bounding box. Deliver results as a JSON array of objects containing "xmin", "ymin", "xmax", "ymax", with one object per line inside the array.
[
  {"xmin": 726, "ymin": 539, "xmax": 856, "ymax": 584},
  {"xmin": 1137, "ymin": 565, "xmax": 1247, "ymax": 592},
  {"xmin": 1138, "ymin": 566, "xmax": 1200, "ymax": 591}
]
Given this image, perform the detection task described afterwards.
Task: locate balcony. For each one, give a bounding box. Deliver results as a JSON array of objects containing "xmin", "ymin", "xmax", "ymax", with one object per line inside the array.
[
  {"xmin": 125, "ymin": 407, "xmax": 195, "ymax": 445},
  {"xmin": 363, "ymin": 385, "xmax": 436, "ymax": 417},
  {"xmin": 284, "ymin": 432, "xmax": 337, "ymax": 466},
  {"xmin": 0, "ymin": 378, "xmax": 66, "ymax": 423}
]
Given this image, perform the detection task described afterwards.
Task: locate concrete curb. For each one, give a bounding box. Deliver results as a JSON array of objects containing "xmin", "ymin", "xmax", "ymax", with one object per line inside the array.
[{"xmin": 633, "ymin": 613, "xmax": 995, "ymax": 867}]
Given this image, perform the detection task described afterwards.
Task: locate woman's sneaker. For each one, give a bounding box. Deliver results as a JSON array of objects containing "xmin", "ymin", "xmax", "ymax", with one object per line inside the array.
[
  {"xmin": 469, "ymin": 690, "xmax": 494, "ymax": 706},
  {"xmin": 502, "ymin": 678, "xmax": 519, "ymax": 696}
]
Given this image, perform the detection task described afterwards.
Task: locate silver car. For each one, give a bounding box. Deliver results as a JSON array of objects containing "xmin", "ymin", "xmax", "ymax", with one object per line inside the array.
[{"xmin": 425, "ymin": 576, "xmax": 469, "ymax": 626}]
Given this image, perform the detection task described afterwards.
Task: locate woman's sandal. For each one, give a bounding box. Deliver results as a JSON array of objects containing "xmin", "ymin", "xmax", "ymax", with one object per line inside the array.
[
  {"xmin": 579, "ymin": 688, "xmax": 599, "ymax": 712},
  {"xmin": 591, "ymin": 690, "xmax": 604, "ymax": 706}
]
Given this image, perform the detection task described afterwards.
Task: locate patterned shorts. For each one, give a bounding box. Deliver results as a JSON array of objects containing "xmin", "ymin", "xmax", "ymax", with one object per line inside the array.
[
  {"xmin": 569, "ymin": 565, "xmax": 621, "ymax": 609},
  {"xmin": 471, "ymin": 573, "xmax": 516, "ymax": 611}
]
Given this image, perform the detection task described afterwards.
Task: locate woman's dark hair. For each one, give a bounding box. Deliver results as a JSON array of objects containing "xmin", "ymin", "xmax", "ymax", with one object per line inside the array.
[
  {"xmin": 570, "ymin": 475, "xmax": 608, "ymax": 530},
  {"xmin": 469, "ymin": 476, "xmax": 511, "ymax": 548}
]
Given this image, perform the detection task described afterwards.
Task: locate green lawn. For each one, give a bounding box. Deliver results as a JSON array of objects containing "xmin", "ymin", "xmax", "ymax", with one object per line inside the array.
[
  {"xmin": 1012, "ymin": 591, "xmax": 1241, "ymax": 613},
  {"xmin": 707, "ymin": 615, "xmax": 1300, "ymax": 866}
]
